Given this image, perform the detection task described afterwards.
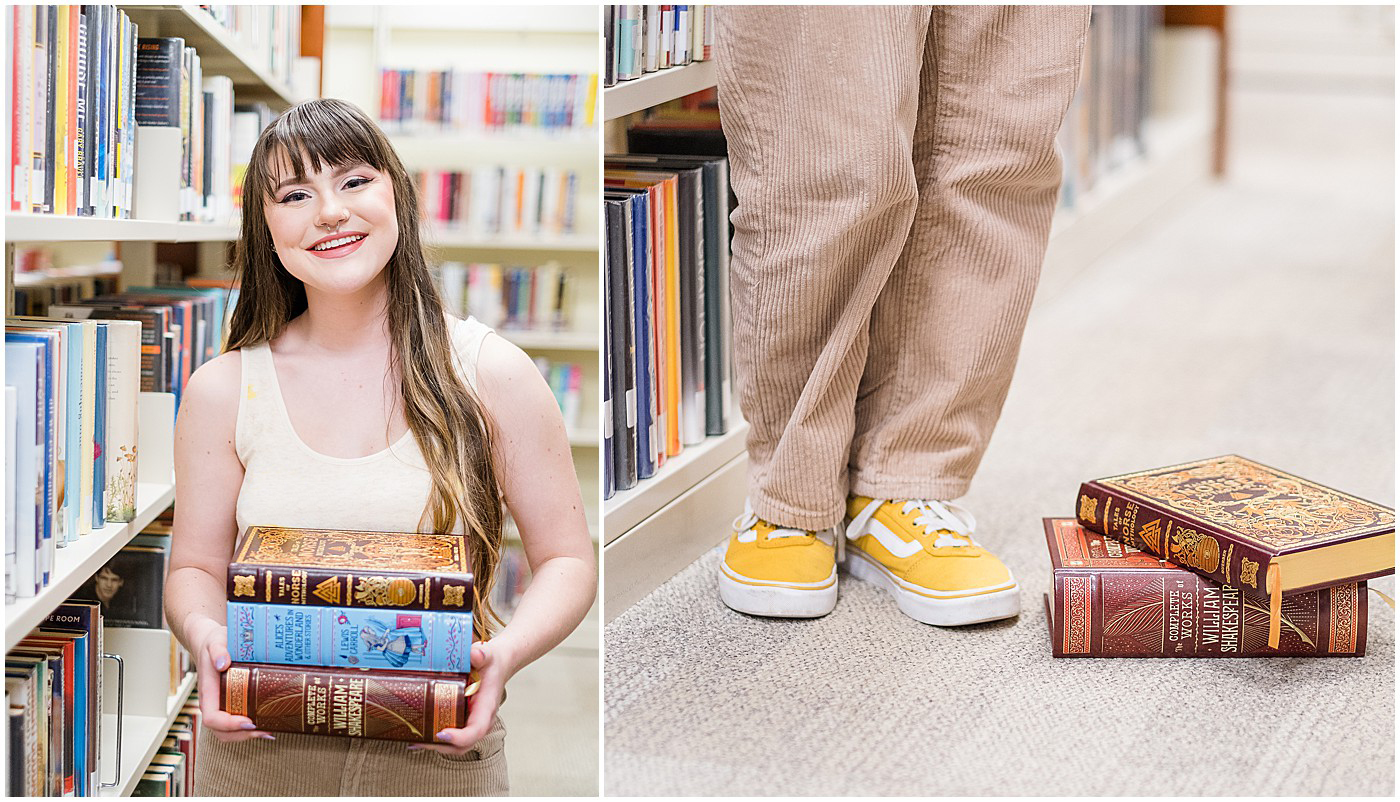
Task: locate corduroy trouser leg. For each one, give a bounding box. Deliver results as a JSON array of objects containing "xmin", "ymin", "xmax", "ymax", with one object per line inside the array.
[{"xmin": 716, "ymin": 5, "xmax": 1090, "ymax": 531}]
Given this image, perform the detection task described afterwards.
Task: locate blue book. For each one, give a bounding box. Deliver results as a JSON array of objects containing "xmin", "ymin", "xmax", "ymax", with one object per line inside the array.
[
  {"xmin": 627, "ymin": 190, "xmax": 655, "ymax": 479},
  {"xmin": 9, "ymin": 319, "xmax": 84, "ymax": 543},
  {"xmin": 91, "ymin": 323, "xmax": 108, "ymax": 530},
  {"xmin": 7, "ymin": 332, "xmax": 56, "ymax": 584},
  {"xmin": 5, "ymin": 340, "xmax": 43, "ymax": 595},
  {"xmin": 226, "ymin": 602, "xmax": 472, "ymax": 673}
]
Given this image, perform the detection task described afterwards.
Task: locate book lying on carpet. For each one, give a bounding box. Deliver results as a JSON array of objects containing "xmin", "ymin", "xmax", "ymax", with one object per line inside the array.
[
  {"xmin": 221, "ymin": 663, "xmax": 470, "ymax": 743},
  {"xmin": 1043, "ymin": 518, "xmax": 1367, "ymax": 658},
  {"xmin": 1076, "ymin": 455, "xmax": 1394, "ymax": 647}
]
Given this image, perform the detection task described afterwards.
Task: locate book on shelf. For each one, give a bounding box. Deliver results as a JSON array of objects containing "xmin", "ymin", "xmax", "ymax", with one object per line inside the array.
[
  {"xmin": 434, "ymin": 260, "xmax": 574, "ymax": 334},
  {"xmin": 603, "ymin": 271, "xmax": 615, "ymax": 499},
  {"xmin": 5, "ymin": 600, "xmax": 105, "ymax": 798},
  {"xmin": 71, "ymin": 539, "xmax": 169, "ymax": 629},
  {"xmin": 604, "ymin": 4, "xmax": 714, "ymax": 87},
  {"xmin": 602, "ymin": 151, "xmax": 733, "ymax": 495},
  {"xmin": 531, "ymin": 357, "xmax": 585, "ymax": 434},
  {"xmin": 604, "ymin": 197, "xmax": 638, "ymax": 492},
  {"xmin": 1076, "ymin": 455, "xmax": 1395, "ymax": 648},
  {"xmin": 1044, "ymin": 517, "xmax": 1368, "ymax": 658},
  {"xmin": 192, "ymin": 6, "xmax": 301, "ymax": 89},
  {"xmin": 220, "ymin": 662, "xmax": 470, "ymax": 743},
  {"xmin": 379, "ymin": 68, "xmax": 598, "ymax": 134},
  {"xmin": 10, "ymin": 5, "xmax": 138, "ymax": 218},
  {"xmin": 416, "ymin": 166, "xmax": 580, "ymax": 239}
]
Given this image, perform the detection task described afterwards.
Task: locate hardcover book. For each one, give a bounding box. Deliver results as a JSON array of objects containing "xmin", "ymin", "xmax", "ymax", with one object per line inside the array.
[
  {"xmin": 221, "ymin": 663, "xmax": 470, "ymax": 743},
  {"xmin": 1077, "ymin": 455, "xmax": 1393, "ymax": 647},
  {"xmin": 72, "ymin": 545, "xmax": 167, "ymax": 628},
  {"xmin": 226, "ymin": 563, "xmax": 474, "ymax": 613},
  {"xmin": 1044, "ymin": 518, "xmax": 1367, "ymax": 657},
  {"xmin": 226, "ymin": 602, "xmax": 471, "ymax": 673},
  {"xmin": 231, "ymin": 526, "xmax": 471, "ymax": 574}
]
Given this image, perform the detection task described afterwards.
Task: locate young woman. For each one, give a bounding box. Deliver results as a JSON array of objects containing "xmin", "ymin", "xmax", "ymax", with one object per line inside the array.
[{"xmin": 164, "ymin": 98, "xmax": 597, "ymax": 795}]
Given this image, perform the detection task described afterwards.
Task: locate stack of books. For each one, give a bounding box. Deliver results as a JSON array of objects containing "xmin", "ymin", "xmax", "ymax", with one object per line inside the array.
[
  {"xmin": 134, "ymin": 689, "xmax": 200, "ymax": 796},
  {"xmin": 222, "ymin": 526, "xmax": 475, "ymax": 742},
  {"xmin": 1045, "ymin": 455, "xmax": 1395, "ymax": 657},
  {"xmin": 603, "ymin": 152, "xmax": 731, "ymax": 498}
]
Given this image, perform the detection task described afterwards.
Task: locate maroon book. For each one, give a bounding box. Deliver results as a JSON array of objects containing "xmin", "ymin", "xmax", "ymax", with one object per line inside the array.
[
  {"xmin": 1075, "ymin": 456, "xmax": 1394, "ymax": 600},
  {"xmin": 1044, "ymin": 518, "xmax": 1367, "ymax": 657},
  {"xmin": 221, "ymin": 663, "xmax": 469, "ymax": 742}
]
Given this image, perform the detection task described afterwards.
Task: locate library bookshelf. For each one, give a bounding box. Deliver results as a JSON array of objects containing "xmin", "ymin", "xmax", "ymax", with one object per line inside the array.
[
  {"xmin": 601, "ymin": 21, "xmax": 1220, "ymax": 623},
  {"xmin": 4, "ymin": 5, "xmax": 309, "ymax": 795}
]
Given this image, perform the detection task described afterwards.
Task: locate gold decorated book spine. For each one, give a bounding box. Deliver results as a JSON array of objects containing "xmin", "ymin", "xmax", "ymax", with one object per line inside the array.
[
  {"xmin": 226, "ymin": 564, "xmax": 474, "ymax": 613},
  {"xmin": 1076, "ymin": 481, "xmax": 1279, "ymax": 598}
]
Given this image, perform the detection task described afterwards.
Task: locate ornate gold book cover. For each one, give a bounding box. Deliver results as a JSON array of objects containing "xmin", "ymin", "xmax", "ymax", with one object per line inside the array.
[
  {"xmin": 1077, "ymin": 455, "xmax": 1394, "ymax": 597},
  {"xmin": 232, "ymin": 526, "xmax": 471, "ymax": 573}
]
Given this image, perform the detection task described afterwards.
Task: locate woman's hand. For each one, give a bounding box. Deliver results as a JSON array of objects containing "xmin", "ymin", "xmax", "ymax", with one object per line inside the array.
[
  {"xmin": 189, "ymin": 616, "xmax": 275, "ymax": 743},
  {"xmin": 410, "ymin": 639, "xmax": 515, "ymax": 755}
]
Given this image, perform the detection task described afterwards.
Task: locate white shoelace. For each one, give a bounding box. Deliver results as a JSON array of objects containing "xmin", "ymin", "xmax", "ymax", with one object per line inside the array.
[
  {"xmin": 845, "ymin": 498, "xmax": 977, "ymax": 549},
  {"xmin": 733, "ymin": 505, "xmax": 811, "ymax": 542}
]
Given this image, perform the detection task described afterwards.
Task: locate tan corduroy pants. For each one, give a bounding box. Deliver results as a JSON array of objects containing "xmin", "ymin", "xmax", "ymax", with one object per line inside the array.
[{"xmin": 716, "ymin": 6, "xmax": 1091, "ymax": 530}]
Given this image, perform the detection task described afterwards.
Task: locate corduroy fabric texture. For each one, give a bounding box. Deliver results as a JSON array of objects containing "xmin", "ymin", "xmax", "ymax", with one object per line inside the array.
[
  {"xmin": 716, "ymin": 6, "xmax": 1091, "ymax": 530},
  {"xmin": 193, "ymin": 715, "xmax": 508, "ymax": 796}
]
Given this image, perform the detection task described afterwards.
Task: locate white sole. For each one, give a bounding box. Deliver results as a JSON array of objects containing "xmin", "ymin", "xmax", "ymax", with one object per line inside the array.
[
  {"xmin": 843, "ymin": 547, "xmax": 1020, "ymax": 626},
  {"xmin": 717, "ymin": 563, "xmax": 838, "ymax": 618}
]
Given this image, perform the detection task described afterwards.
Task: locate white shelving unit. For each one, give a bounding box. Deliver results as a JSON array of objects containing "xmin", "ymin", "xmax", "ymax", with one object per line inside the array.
[
  {"xmin": 601, "ymin": 48, "xmax": 742, "ymax": 621},
  {"xmin": 5, "ymin": 215, "xmax": 241, "ymax": 244},
  {"xmin": 5, "ymin": 7, "xmax": 300, "ymax": 795},
  {"xmin": 604, "ymin": 60, "xmax": 717, "ymax": 121}
]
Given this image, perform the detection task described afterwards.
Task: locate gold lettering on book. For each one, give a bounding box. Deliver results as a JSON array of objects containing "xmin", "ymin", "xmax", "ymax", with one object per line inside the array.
[
  {"xmin": 290, "ymin": 569, "xmax": 306, "ymax": 605},
  {"xmin": 1079, "ymin": 495, "xmax": 1097, "ymax": 525},
  {"xmin": 443, "ymin": 585, "xmax": 467, "ymax": 607},
  {"xmin": 306, "ymin": 680, "xmax": 328, "ymax": 727},
  {"xmin": 314, "ymin": 577, "xmax": 342, "ymax": 605},
  {"xmin": 1240, "ymin": 558, "xmax": 1259, "ymax": 588},
  {"xmin": 434, "ymin": 684, "xmax": 459, "ymax": 732},
  {"xmin": 225, "ymin": 667, "xmax": 249, "ymax": 715},
  {"xmin": 232, "ymin": 575, "xmax": 256, "ymax": 597}
]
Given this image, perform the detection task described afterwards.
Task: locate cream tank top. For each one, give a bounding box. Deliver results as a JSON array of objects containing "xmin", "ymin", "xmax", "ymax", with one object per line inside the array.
[{"xmin": 234, "ymin": 316, "xmax": 492, "ymax": 536}]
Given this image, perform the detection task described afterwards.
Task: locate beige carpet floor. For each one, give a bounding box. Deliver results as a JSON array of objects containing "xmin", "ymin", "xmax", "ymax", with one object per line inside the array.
[{"xmin": 603, "ymin": 62, "xmax": 1395, "ymax": 797}]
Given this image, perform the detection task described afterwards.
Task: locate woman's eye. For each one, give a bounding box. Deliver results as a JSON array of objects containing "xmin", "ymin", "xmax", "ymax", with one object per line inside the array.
[
  {"xmin": 278, "ymin": 190, "xmax": 310, "ymax": 204},
  {"xmin": 345, "ymin": 177, "xmax": 373, "ymax": 190}
]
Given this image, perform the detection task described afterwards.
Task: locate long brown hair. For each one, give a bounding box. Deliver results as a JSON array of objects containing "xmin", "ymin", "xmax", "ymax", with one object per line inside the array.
[{"xmin": 225, "ymin": 98, "xmax": 504, "ymax": 641}]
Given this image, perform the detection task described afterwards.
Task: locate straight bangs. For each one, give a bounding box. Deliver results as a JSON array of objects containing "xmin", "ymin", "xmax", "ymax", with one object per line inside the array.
[{"xmin": 251, "ymin": 101, "xmax": 397, "ymax": 200}]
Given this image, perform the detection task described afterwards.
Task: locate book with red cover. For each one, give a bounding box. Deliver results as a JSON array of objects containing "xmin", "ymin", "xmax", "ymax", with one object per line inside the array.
[
  {"xmin": 1044, "ymin": 517, "xmax": 1367, "ymax": 657},
  {"xmin": 221, "ymin": 663, "xmax": 469, "ymax": 742},
  {"xmin": 1076, "ymin": 456, "xmax": 1394, "ymax": 598}
]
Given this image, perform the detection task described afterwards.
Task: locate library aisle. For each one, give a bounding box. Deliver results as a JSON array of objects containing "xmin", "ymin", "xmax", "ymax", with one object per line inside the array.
[{"xmin": 603, "ymin": 9, "xmax": 1394, "ymax": 796}]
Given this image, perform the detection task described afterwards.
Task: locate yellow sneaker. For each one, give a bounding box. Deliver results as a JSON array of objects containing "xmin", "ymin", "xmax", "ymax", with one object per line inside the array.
[
  {"xmin": 718, "ymin": 504, "xmax": 838, "ymax": 618},
  {"xmin": 843, "ymin": 497, "xmax": 1019, "ymax": 625}
]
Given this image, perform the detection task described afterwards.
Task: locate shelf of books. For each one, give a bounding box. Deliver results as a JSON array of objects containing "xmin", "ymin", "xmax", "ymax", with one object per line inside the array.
[
  {"xmin": 603, "ymin": 5, "xmax": 716, "ymax": 120},
  {"xmin": 6, "ymin": 481, "xmax": 175, "ymax": 653},
  {"xmin": 6, "ymin": 5, "xmax": 306, "ymax": 795},
  {"xmin": 117, "ymin": 5, "xmax": 303, "ymax": 107},
  {"xmin": 102, "ymin": 670, "xmax": 197, "ymax": 797}
]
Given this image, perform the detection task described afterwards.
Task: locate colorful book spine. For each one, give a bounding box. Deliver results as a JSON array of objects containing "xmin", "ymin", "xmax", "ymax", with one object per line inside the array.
[
  {"xmin": 226, "ymin": 565, "xmax": 474, "ymax": 613},
  {"xmin": 221, "ymin": 662, "xmax": 469, "ymax": 743},
  {"xmin": 226, "ymin": 602, "xmax": 471, "ymax": 673},
  {"xmin": 1044, "ymin": 518, "xmax": 1367, "ymax": 658}
]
